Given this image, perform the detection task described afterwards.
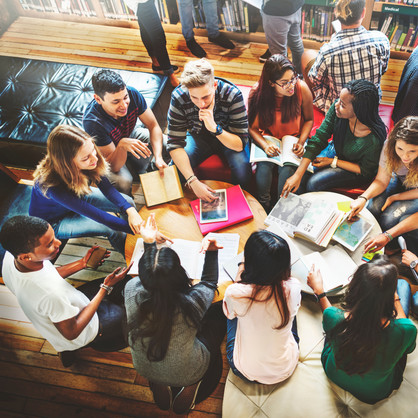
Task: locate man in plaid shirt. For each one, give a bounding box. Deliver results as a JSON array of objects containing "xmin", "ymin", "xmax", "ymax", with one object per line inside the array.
[
  {"xmin": 167, "ymin": 59, "xmax": 251, "ymax": 202},
  {"xmin": 305, "ymin": 0, "xmax": 390, "ymax": 113}
]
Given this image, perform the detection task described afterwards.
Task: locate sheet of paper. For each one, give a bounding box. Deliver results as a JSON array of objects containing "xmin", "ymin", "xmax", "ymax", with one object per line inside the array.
[
  {"xmin": 223, "ymin": 252, "xmax": 244, "ymax": 282},
  {"xmin": 337, "ymin": 201, "xmax": 352, "ymax": 213}
]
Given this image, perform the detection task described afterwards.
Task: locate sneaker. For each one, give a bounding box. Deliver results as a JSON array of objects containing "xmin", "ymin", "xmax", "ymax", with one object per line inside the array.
[
  {"xmin": 148, "ymin": 381, "xmax": 172, "ymax": 411},
  {"xmin": 59, "ymin": 350, "xmax": 77, "ymax": 367},
  {"xmin": 172, "ymin": 380, "xmax": 202, "ymax": 415},
  {"xmin": 259, "ymin": 48, "xmax": 271, "ymax": 63},
  {"xmin": 186, "ymin": 38, "xmax": 207, "ymax": 58},
  {"xmin": 208, "ymin": 33, "xmax": 235, "ymax": 49},
  {"xmin": 152, "ymin": 64, "xmax": 180, "ymax": 74}
]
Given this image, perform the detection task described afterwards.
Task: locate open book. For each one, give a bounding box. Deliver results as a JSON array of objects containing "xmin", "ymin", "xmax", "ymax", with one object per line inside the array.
[
  {"xmin": 333, "ymin": 216, "xmax": 374, "ymax": 251},
  {"xmin": 129, "ymin": 233, "xmax": 240, "ymax": 284},
  {"xmin": 265, "ymin": 193, "xmax": 345, "ymax": 247},
  {"xmin": 250, "ymin": 135, "xmax": 314, "ymax": 173},
  {"xmin": 139, "ymin": 165, "xmax": 183, "ymax": 207}
]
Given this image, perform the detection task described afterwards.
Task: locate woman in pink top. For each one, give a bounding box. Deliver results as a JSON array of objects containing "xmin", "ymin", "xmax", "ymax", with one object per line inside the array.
[{"xmin": 223, "ymin": 230, "xmax": 301, "ymax": 384}]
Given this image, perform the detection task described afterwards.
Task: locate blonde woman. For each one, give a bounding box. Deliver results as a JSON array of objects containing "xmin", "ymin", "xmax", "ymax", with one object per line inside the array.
[
  {"xmin": 29, "ymin": 125, "xmax": 166, "ymax": 255},
  {"xmin": 350, "ymin": 116, "xmax": 418, "ymax": 252}
]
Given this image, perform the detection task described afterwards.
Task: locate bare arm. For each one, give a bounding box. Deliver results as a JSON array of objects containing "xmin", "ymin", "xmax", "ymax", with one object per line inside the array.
[
  {"xmin": 281, "ymin": 157, "xmax": 312, "ymax": 197},
  {"xmin": 307, "ymin": 265, "xmax": 332, "ymax": 312},
  {"xmin": 249, "ymin": 114, "xmax": 280, "ymax": 157}
]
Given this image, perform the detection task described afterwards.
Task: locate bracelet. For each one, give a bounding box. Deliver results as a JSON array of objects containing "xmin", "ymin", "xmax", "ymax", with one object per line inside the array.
[
  {"xmin": 315, "ymin": 292, "xmax": 327, "ymax": 302},
  {"xmin": 185, "ymin": 175, "xmax": 194, "ymax": 183},
  {"xmin": 185, "ymin": 175, "xmax": 197, "ymax": 188},
  {"xmin": 187, "ymin": 177, "xmax": 198, "ymax": 188},
  {"xmin": 358, "ymin": 195, "xmax": 368, "ymax": 202},
  {"xmin": 331, "ymin": 156, "xmax": 338, "ymax": 169},
  {"xmin": 394, "ymin": 298, "xmax": 400, "ymax": 302},
  {"xmin": 237, "ymin": 261, "xmax": 244, "ymax": 267},
  {"xmin": 383, "ymin": 231, "xmax": 394, "ymax": 242},
  {"xmin": 100, "ymin": 283, "xmax": 113, "ymax": 295}
]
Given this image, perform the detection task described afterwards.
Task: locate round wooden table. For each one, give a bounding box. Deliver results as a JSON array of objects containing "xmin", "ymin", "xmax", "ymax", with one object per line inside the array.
[{"xmin": 125, "ymin": 180, "xmax": 267, "ymax": 265}]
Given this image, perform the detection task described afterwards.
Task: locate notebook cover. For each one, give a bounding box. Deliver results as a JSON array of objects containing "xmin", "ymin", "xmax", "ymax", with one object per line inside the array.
[{"xmin": 190, "ymin": 185, "xmax": 254, "ymax": 235}]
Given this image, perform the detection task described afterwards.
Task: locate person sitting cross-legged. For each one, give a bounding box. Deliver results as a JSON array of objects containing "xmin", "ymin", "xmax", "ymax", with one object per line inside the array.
[
  {"xmin": 167, "ymin": 59, "xmax": 252, "ymax": 202},
  {"xmin": 0, "ymin": 215, "xmax": 132, "ymax": 367}
]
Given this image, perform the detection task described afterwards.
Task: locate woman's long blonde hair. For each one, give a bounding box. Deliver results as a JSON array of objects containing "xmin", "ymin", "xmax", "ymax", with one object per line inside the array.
[
  {"xmin": 34, "ymin": 125, "xmax": 108, "ymax": 196},
  {"xmin": 385, "ymin": 116, "xmax": 418, "ymax": 188}
]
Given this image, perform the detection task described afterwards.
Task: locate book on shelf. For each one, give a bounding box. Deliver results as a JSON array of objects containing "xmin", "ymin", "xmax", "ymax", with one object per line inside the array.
[
  {"xmin": 129, "ymin": 232, "xmax": 240, "ymax": 284},
  {"xmin": 250, "ymin": 135, "xmax": 314, "ymax": 173},
  {"xmin": 265, "ymin": 193, "xmax": 346, "ymax": 247},
  {"xmin": 139, "ymin": 165, "xmax": 183, "ymax": 207},
  {"xmin": 190, "ymin": 185, "xmax": 253, "ymax": 235}
]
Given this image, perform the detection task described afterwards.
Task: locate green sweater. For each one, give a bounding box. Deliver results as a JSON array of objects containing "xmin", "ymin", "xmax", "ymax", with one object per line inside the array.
[
  {"xmin": 322, "ymin": 307, "xmax": 417, "ymax": 404},
  {"xmin": 303, "ymin": 103, "xmax": 382, "ymax": 179}
]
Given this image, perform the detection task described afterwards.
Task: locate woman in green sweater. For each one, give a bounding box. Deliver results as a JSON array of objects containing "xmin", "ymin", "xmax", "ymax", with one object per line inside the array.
[
  {"xmin": 308, "ymin": 256, "xmax": 416, "ymax": 404},
  {"xmin": 281, "ymin": 79, "xmax": 387, "ymax": 196}
]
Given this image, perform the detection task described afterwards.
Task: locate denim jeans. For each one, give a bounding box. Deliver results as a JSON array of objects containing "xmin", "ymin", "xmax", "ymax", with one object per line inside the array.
[
  {"xmin": 52, "ymin": 187, "xmax": 134, "ymax": 255},
  {"xmin": 261, "ymin": 8, "xmax": 304, "ymax": 74},
  {"xmin": 184, "ymin": 131, "xmax": 252, "ymax": 189},
  {"xmin": 255, "ymin": 162, "xmax": 298, "ymax": 211},
  {"xmin": 367, "ymin": 175, "xmax": 418, "ymax": 253},
  {"xmin": 226, "ymin": 317, "xmax": 299, "ymax": 382},
  {"xmin": 305, "ymin": 167, "xmax": 369, "ymax": 193},
  {"xmin": 136, "ymin": 0, "xmax": 173, "ymax": 74},
  {"xmin": 177, "ymin": 0, "xmax": 219, "ymax": 40}
]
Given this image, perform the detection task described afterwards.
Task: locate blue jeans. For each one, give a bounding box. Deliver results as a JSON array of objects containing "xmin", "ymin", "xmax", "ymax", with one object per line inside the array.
[
  {"xmin": 256, "ymin": 162, "xmax": 298, "ymax": 211},
  {"xmin": 226, "ymin": 317, "xmax": 299, "ymax": 382},
  {"xmin": 136, "ymin": 0, "xmax": 173, "ymax": 74},
  {"xmin": 396, "ymin": 279, "xmax": 418, "ymax": 318},
  {"xmin": 261, "ymin": 8, "xmax": 304, "ymax": 74},
  {"xmin": 52, "ymin": 187, "xmax": 134, "ymax": 255},
  {"xmin": 305, "ymin": 167, "xmax": 369, "ymax": 193},
  {"xmin": 185, "ymin": 131, "xmax": 252, "ymax": 189},
  {"xmin": 177, "ymin": 0, "xmax": 219, "ymax": 40},
  {"xmin": 367, "ymin": 175, "xmax": 418, "ymax": 253}
]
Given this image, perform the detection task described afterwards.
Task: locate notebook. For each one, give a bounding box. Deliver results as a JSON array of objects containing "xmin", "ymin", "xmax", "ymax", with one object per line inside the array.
[{"xmin": 190, "ymin": 185, "xmax": 253, "ymax": 235}]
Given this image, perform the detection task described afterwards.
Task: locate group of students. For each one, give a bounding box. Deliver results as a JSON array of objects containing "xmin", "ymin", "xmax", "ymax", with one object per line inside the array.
[{"xmin": 1, "ymin": 0, "xmax": 418, "ymax": 413}]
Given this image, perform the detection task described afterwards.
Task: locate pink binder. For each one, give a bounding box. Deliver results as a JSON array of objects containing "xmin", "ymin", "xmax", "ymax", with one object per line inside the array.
[{"xmin": 190, "ymin": 185, "xmax": 254, "ymax": 234}]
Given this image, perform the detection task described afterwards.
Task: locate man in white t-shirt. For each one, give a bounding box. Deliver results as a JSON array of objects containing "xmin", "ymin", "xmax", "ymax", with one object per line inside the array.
[{"xmin": 0, "ymin": 216, "xmax": 131, "ymax": 367}]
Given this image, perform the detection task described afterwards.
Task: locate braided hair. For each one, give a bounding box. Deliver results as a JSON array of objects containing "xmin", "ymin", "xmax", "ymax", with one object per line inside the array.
[{"xmin": 333, "ymin": 79, "xmax": 387, "ymax": 155}]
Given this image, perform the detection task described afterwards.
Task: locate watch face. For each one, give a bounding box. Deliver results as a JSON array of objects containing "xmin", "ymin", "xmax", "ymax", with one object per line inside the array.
[{"xmin": 411, "ymin": 260, "xmax": 418, "ymax": 269}]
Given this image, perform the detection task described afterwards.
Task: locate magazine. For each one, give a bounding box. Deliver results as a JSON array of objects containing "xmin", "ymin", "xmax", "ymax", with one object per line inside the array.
[
  {"xmin": 200, "ymin": 189, "xmax": 228, "ymax": 224},
  {"xmin": 333, "ymin": 216, "xmax": 374, "ymax": 251},
  {"xmin": 250, "ymin": 135, "xmax": 314, "ymax": 173}
]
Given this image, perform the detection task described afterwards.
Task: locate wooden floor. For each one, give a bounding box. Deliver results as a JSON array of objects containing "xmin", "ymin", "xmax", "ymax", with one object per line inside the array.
[{"xmin": 0, "ymin": 15, "xmax": 407, "ymax": 418}]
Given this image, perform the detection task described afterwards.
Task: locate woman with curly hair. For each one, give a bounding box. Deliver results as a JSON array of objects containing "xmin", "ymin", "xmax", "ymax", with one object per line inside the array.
[{"xmin": 350, "ymin": 116, "xmax": 418, "ymax": 252}]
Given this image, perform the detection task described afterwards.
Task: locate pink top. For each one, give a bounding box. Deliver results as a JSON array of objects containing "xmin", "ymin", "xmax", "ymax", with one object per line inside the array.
[{"xmin": 223, "ymin": 277, "xmax": 301, "ymax": 384}]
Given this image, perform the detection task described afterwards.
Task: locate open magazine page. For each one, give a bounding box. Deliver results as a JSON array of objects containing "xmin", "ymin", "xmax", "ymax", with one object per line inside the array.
[
  {"xmin": 281, "ymin": 136, "xmax": 314, "ymax": 173},
  {"xmin": 249, "ymin": 136, "xmax": 282, "ymax": 166},
  {"xmin": 333, "ymin": 216, "xmax": 374, "ymax": 251}
]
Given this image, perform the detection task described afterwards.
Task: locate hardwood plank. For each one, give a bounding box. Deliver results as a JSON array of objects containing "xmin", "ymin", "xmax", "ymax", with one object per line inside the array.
[
  {"xmin": 0, "ymin": 318, "xmax": 42, "ymax": 338},
  {"xmin": 0, "ymin": 331, "xmax": 44, "ymax": 352}
]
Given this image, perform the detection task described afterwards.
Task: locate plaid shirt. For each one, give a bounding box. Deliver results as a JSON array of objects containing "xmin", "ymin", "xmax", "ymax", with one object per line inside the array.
[
  {"xmin": 308, "ymin": 26, "xmax": 390, "ymax": 113},
  {"xmin": 167, "ymin": 78, "xmax": 248, "ymax": 151}
]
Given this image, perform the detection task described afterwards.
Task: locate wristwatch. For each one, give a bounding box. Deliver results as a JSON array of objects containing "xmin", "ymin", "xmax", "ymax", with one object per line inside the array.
[
  {"xmin": 315, "ymin": 292, "xmax": 327, "ymax": 302},
  {"xmin": 410, "ymin": 259, "xmax": 418, "ymax": 270},
  {"xmin": 213, "ymin": 124, "xmax": 223, "ymax": 136},
  {"xmin": 331, "ymin": 156, "xmax": 338, "ymax": 169},
  {"xmin": 100, "ymin": 283, "xmax": 113, "ymax": 295}
]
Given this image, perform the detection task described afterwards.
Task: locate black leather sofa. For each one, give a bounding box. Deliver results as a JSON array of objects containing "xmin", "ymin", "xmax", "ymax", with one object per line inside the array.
[{"xmin": 0, "ymin": 56, "xmax": 170, "ymax": 169}]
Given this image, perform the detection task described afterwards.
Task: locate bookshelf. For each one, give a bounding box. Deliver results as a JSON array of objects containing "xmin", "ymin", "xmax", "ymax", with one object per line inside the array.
[{"xmin": 2, "ymin": 0, "xmax": 413, "ymax": 58}]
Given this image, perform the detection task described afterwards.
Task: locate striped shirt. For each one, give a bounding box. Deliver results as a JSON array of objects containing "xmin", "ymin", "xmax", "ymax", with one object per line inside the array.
[
  {"xmin": 308, "ymin": 26, "xmax": 390, "ymax": 113},
  {"xmin": 167, "ymin": 78, "xmax": 249, "ymax": 151}
]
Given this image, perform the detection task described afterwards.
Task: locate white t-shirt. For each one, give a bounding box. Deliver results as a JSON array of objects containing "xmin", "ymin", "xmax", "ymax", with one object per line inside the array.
[
  {"xmin": 223, "ymin": 277, "xmax": 301, "ymax": 384},
  {"xmin": 2, "ymin": 252, "xmax": 99, "ymax": 352}
]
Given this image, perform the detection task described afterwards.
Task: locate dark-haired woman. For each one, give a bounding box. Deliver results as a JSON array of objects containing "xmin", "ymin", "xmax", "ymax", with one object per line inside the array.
[
  {"xmin": 282, "ymin": 79, "xmax": 387, "ymax": 197},
  {"xmin": 248, "ymin": 54, "xmax": 313, "ymax": 211},
  {"xmin": 223, "ymin": 230, "xmax": 301, "ymax": 383},
  {"xmin": 308, "ymin": 257, "xmax": 417, "ymax": 404},
  {"xmin": 124, "ymin": 215, "xmax": 226, "ymax": 414}
]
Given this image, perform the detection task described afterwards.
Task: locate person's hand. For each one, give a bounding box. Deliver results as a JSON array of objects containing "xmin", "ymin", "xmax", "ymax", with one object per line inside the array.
[
  {"xmin": 292, "ymin": 143, "xmax": 305, "ymax": 158},
  {"xmin": 402, "ymin": 250, "xmax": 417, "ymax": 267},
  {"xmin": 264, "ymin": 142, "xmax": 280, "ymax": 157},
  {"xmin": 156, "ymin": 231, "xmax": 173, "ymax": 245},
  {"xmin": 119, "ymin": 137, "xmax": 152, "ymax": 159},
  {"xmin": 307, "ymin": 264, "xmax": 325, "ymax": 294},
  {"xmin": 200, "ymin": 237, "xmax": 224, "ymax": 253},
  {"xmin": 139, "ymin": 214, "xmax": 157, "ymax": 243},
  {"xmin": 154, "ymin": 157, "xmax": 168, "ymax": 176},
  {"xmin": 82, "ymin": 245, "xmax": 110, "ymax": 268},
  {"xmin": 199, "ymin": 98, "xmax": 217, "ymax": 132},
  {"xmin": 363, "ymin": 233, "xmax": 389, "ymax": 253},
  {"xmin": 312, "ymin": 157, "xmax": 332, "ymax": 168},
  {"xmin": 126, "ymin": 207, "xmax": 143, "ymax": 235},
  {"xmin": 103, "ymin": 261, "xmax": 133, "ymax": 287},
  {"xmin": 281, "ymin": 173, "xmax": 302, "ymax": 198},
  {"xmin": 381, "ymin": 194, "xmax": 398, "ymax": 212},
  {"xmin": 191, "ymin": 180, "xmax": 218, "ymax": 202},
  {"xmin": 348, "ymin": 197, "xmax": 367, "ymax": 220}
]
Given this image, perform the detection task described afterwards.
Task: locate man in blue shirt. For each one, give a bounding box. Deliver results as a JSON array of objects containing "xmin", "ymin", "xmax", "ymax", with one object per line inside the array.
[{"xmin": 83, "ymin": 69, "xmax": 167, "ymax": 195}]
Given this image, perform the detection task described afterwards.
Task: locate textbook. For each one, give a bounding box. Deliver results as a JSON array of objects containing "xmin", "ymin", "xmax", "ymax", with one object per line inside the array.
[
  {"xmin": 250, "ymin": 135, "xmax": 314, "ymax": 173},
  {"xmin": 129, "ymin": 233, "xmax": 240, "ymax": 284},
  {"xmin": 333, "ymin": 216, "xmax": 374, "ymax": 252},
  {"xmin": 190, "ymin": 185, "xmax": 253, "ymax": 235},
  {"xmin": 139, "ymin": 165, "xmax": 183, "ymax": 207},
  {"xmin": 265, "ymin": 193, "xmax": 345, "ymax": 247}
]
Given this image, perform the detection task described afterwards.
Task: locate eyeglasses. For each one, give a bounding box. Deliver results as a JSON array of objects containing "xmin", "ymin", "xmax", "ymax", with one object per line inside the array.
[{"xmin": 274, "ymin": 75, "xmax": 299, "ymax": 90}]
